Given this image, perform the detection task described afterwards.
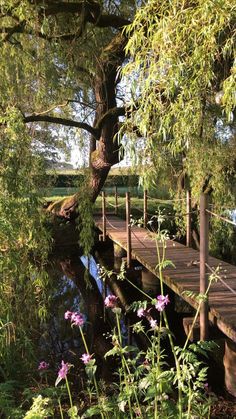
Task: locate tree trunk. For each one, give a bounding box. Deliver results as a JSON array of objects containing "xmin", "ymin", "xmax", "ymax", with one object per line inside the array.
[{"xmin": 48, "ymin": 34, "xmax": 126, "ymax": 219}]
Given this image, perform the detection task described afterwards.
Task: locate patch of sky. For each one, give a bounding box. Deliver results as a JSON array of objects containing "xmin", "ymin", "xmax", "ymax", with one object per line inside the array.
[
  {"xmin": 80, "ymin": 254, "xmax": 103, "ymax": 294},
  {"xmin": 231, "ymin": 210, "xmax": 236, "ymax": 223}
]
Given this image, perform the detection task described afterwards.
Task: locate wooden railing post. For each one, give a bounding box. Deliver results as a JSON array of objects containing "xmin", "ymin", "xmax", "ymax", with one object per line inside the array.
[
  {"xmin": 115, "ymin": 186, "xmax": 118, "ymax": 215},
  {"xmin": 143, "ymin": 189, "xmax": 148, "ymax": 228},
  {"xmin": 102, "ymin": 191, "xmax": 106, "ymax": 241},
  {"xmin": 200, "ymin": 192, "xmax": 209, "ymax": 340},
  {"xmin": 186, "ymin": 189, "xmax": 192, "ymax": 247},
  {"xmin": 126, "ymin": 192, "xmax": 131, "ymax": 268}
]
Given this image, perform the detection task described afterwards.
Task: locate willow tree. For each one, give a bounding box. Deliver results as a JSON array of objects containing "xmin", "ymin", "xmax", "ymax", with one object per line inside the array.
[
  {"xmin": 1, "ymin": 0, "xmax": 235, "ymax": 214},
  {"xmin": 122, "ymin": 0, "xmax": 236, "ymax": 207},
  {"xmin": 0, "ymin": 0, "xmax": 139, "ymax": 219},
  {"xmin": 0, "ymin": 2, "xmax": 139, "ymax": 404}
]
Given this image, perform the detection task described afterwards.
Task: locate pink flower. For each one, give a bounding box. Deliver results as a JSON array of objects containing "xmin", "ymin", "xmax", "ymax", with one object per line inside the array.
[
  {"xmin": 137, "ymin": 308, "xmax": 147, "ymax": 318},
  {"xmin": 104, "ymin": 295, "xmax": 118, "ymax": 309},
  {"xmin": 64, "ymin": 310, "xmax": 73, "ymax": 320},
  {"xmin": 71, "ymin": 312, "xmax": 84, "ymax": 327},
  {"xmin": 155, "ymin": 294, "xmax": 170, "ymax": 312},
  {"xmin": 80, "ymin": 353, "xmax": 93, "ymax": 364},
  {"xmin": 58, "ymin": 360, "xmax": 69, "ymax": 380},
  {"xmin": 64, "ymin": 310, "xmax": 85, "ymax": 326},
  {"xmin": 38, "ymin": 361, "xmax": 49, "ymax": 370},
  {"xmin": 149, "ymin": 319, "xmax": 157, "ymax": 329}
]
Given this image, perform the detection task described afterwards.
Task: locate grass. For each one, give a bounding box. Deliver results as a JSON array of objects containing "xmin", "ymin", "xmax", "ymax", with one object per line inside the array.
[
  {"xmin": 43, "ymin": 195, "xmax": 173, "ymax": 212},
  {"xmin": 45, "ymin": 166, "xmax": 143, "ymax": 176},
  {"xmin": 44, "ymin": 186, "xmax": 145, "ymax": 199},
  {"xmin": 43, "ymin": 194, "xmax": 175, "ymax": 232},
  {"xmin": 44, "ymin": 187, "xmax": 78, "ymax": 198}
]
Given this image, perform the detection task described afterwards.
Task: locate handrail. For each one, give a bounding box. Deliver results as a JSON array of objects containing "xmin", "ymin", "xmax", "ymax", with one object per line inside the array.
[
  {"xmin": 100, "ymin": 186, "xmax": 236, "ymax": 342},
  {"xmin": 206, "ymin": 209, "xmax": 236, "ymax": 227}
]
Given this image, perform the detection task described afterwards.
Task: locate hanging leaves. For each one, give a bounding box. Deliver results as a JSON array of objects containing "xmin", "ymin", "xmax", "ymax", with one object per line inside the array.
[{"xmin": 122, "ymin": 0, "xmax": 236, "ymax": 202}]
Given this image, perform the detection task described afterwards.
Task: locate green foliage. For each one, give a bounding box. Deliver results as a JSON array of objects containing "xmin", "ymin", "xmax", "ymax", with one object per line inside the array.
[
  {"xmin": 0, "ymin": 109, "xmax": 51, "ymax": 408},
  {"xmin": 77, "ymin": 175, "xmax": 95, "ymax": 256},
  {"xmin": 0, "ymin": 380, "xmax": 24, "ymax": 418},
  {"xmin": 76, "ymin": 228, "xmax": 217, "ymax": 418},
  {"xmin": 123, "ymin": 0, "xmax": 236, "ymax": 204},
  {"xmin": 24, "ymin": 395, "xmax": 53, "ymax": 419}
]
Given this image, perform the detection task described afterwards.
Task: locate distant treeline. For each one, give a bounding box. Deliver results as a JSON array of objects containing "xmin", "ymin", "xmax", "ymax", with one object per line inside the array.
[{"xmin": 46, "ymin": 173, "xmax": 140, "ymax": 188}]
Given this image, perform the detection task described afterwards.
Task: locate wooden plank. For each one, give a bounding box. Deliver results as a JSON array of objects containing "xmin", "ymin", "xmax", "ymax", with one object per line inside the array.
[{"xmin": 94, "ymin": 214, "xmax": 236, "ymax": 342}]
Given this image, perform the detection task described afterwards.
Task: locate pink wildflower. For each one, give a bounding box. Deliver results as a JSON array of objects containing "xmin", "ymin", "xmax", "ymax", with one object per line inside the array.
[
  {"xmin": 149, "ymin": 319, "xmax": 157, "ymax": 329},
  {"xmin": 38, "ymin": 361, "xmax": 49, "ymax": 370},
  {"xmin": 64, "ymin": 310, "xmax": 73, "ymax": 320},
  {"xmin": 80, "ymin": 353, "xmax": 93, "ymax": 364},
  {"xmin": 155, "ymin": 294, "xmax": 170, "ymax": 312},
  {"xmin": 137, "ymin": 308, "xmax": 147, "ymax": 318},
  {"xmin": 71, "ymin": 312, "xmax": 84, "ymax": 327},
  {"xmin": 58, "ymin": 360, "xmax": 69, "ymax": 380},
  {"xmin": 104, "ymin": 295, "xmax": 118, "ymax": 308}
]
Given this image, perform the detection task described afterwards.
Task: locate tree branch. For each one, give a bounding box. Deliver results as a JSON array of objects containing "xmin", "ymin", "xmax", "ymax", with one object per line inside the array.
[
  {"xmin": 24, "ymin": 114, "xmax": 99, "ymax": 139},
  {"xmin": 0, "ymin": 1, "xmax": 130, "ymax": 44},
  {"xmin": 0, "ymin": 24, "xmax": 83, "ymax": 42},
  {"xmin": 38, "ymin": 1, "xmax": 130, "ymax": 28},
  {"xmin": 95, "ymin": 106, "xmax": 126, "ymax": 131}
]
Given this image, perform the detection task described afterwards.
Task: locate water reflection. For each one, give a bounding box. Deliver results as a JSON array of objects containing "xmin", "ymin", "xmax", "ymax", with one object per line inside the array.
[
  {"xmin": 80, "ymin": 254, "xmax": 104, "ymax": 294},
  {"xmin": 41, "ymin": 238, "xmax": 164, "ymax": 383},
  {"xmin": 40, "ymin": 249, "xmax": 117, "ymax": 382}
]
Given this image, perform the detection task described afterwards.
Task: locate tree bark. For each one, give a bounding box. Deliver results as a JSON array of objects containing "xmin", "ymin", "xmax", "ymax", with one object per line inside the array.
[{"xmin": 48, "ymin": 33, "xmax": 126, "ymax": 219}]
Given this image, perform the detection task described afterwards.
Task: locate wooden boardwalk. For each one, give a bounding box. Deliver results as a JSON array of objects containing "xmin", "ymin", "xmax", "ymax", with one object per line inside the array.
[{"xmin": 94, "ymin": 214, "xmax": 236, "ymax": 342}]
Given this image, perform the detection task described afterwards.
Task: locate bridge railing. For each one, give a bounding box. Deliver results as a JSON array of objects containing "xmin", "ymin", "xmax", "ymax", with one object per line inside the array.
[{"xmin": 100, "ymin": 187, "xmax": 236, "ymax": 341}]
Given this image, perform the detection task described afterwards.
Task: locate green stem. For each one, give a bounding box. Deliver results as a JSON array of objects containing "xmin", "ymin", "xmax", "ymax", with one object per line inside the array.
[
  {"xmin": 79, "ymin": 326, "xmax": 105, "ymax": 419},
  {"xmin": 79, "ymin": 326, "xmax": 89, "ymax": 354},
  {"xmin": 155, "ymin": 235, "xmax": 183, "ymax": 418},
  {"xmin": 186, "ymin": 384, "xmax": 192, "ymax": 419},
  {"xmin": 125, "ymin": 277, "xmax": 152, "ymax": 301},
  {"xmin": 182, "ymin": 277, "xmax": 213, "ymax": 352},
  {"xmin": 163, "ymin": 309, "xmax": 183, "ymax": 418},
  {"xmin": 65, "ymin": 377, "xmax": 73, "ymax": 409},
  {"xmin": 58, "ymin": 398, "xmax": 64, "ymax": 419},
  {"xmin": 115, "ymin": 312, "xmax": 134, "ymax": 419}
]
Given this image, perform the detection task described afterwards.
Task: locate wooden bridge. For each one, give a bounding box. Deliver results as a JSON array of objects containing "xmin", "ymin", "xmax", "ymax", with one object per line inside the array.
[{"xmin": 94, "ymin": 191, "xmax": 236, "ymax": 344}]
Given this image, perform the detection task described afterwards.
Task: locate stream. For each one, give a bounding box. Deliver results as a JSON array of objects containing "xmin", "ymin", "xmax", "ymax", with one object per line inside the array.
[{"xmin": 40, "ymin": 224, "xmax": 227, "ymax": 402}]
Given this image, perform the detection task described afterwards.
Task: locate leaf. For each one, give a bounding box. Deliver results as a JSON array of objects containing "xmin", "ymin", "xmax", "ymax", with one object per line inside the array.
[
  {"xmin": 161, "ymin": 259, "xmax": 176, "ymax": 269},
  {"xmin": 118, "ymin": 400, "xmax": 127, "ymax": 412},
  {"xmin": 121, "ymin": 345, "xmax": 138, "ymax": 354},
  {"xmin": 104, "ymin": 346, "xmax": 120, "ymax": 358},
  {"xmin": 68, "ymin": 405, "xmax": 79, "ymax": 418},
  {"xmin": 55, "ymin": 376, "xmax": 63, "ymax": 387},
  {"xmin": 85, "ymin": 364, "xmax": 97, "ymax": 380},
  {"xmin": 82, "ymin": 405, "xmax": 102, "ymax": 418},
  {"xmin": 139, "ymin": 377, "xmax": 151, "ymax": 390}
]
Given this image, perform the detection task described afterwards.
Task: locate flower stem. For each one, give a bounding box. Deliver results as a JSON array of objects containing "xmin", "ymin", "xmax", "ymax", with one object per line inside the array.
[
  {"xmin": 58, "ymin": 398, "xmax": 64, "ymax": 419},
  {"xmin": 115, "ymin": 312, "xmax": 134, "ymax": 419},
  {"xmin": 79, "ymin": 326, "xmax": 105, "ymax": 419},
  {"xmin": 155, "ymin": 235, "xmax": 183, "ymax": 418},
  {"xmin": 79, "ymin": 326, "xmax": 89, "ymax": 354},
  {"xmin": 65, "ymin": 377, "xmax": 73, "ymax": 409}
]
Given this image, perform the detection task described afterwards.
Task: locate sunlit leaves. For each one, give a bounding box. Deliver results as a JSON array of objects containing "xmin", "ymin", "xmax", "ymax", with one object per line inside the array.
[{"xmin": 123, "ymin": 0, "xmax": 236, "ymax": 200}]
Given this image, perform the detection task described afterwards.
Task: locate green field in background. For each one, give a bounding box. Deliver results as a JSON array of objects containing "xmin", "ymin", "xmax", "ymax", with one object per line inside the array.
[{"xmin": 44, "ymin": 186, "xmax": 144, "ymax": 198}]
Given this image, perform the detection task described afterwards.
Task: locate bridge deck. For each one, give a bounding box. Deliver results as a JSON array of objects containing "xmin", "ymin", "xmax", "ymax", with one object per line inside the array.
[{"xmin": 94, "ymin": 214, "xmax": 236, "ymax": 342}]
